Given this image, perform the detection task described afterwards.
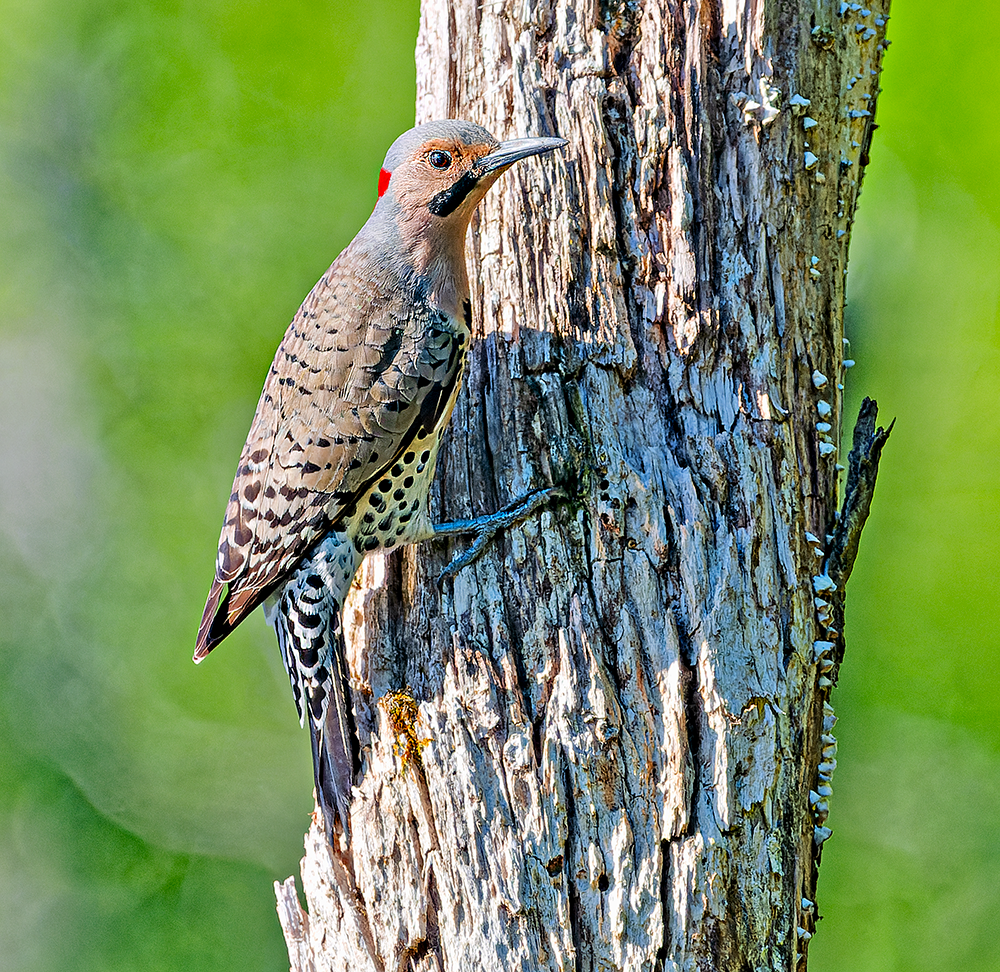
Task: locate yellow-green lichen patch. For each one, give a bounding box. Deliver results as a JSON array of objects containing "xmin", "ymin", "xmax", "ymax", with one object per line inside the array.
[{"xmin": 379, "ymin": 690, "xmax": 429, "ymax": 772}]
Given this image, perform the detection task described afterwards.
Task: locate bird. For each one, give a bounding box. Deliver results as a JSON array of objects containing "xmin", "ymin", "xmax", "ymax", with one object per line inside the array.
[{"xmin": 193, "ymin": 119, "xmax": 566, "ymax": 840}]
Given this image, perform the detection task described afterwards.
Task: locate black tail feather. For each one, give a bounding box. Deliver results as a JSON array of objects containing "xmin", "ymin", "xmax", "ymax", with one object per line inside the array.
[{"xmin": 310, "ymin": 629, "xmax": 360, "ymax": 840}]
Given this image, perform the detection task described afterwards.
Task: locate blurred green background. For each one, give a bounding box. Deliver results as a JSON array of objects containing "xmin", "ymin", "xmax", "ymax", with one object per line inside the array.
[
  {"xmin": 814, "ymin": 3, "xmax": 1000, "ymax": 969},
  {"xmin": 0, "ymin": 1, "xmax": 418, "ymax": 969},
  {"xmin": 0, "ymin": 1, "xmax": 994, "ymax": 970}
]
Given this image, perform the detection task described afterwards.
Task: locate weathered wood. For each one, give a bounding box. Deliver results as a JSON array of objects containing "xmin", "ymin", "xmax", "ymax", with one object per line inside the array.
[{"xmin": 278, "ymin": 1, "xmax": 891, "ymax": 968}]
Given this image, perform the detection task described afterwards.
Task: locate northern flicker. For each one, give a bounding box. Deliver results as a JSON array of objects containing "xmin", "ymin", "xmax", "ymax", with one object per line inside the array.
[{"xmin": 193, "ymin": 119, "xmax": 565, "ymax": 839}]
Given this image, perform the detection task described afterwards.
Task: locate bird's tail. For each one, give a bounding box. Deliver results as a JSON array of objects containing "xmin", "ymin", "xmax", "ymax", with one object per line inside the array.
[
  {"xmin": 310, "ymin": 626, "xmax": 359, "ymax": 839},
  {"xmin": 264, "ymin": 532, "xmax": 363, "ymax": 842}
]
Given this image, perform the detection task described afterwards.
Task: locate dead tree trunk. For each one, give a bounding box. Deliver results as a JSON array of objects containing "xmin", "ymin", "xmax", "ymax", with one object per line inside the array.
[{"xmin": 275, "ymin": 0, "xmax": 892, "ymax": 968}]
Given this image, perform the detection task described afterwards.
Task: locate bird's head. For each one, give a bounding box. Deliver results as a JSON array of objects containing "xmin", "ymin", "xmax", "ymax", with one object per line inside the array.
[
  {"xmin": 364, "ymin": 120, "xmax": 565, "ymax": 310},
  {"xmin": 376, "ymin": 119, "xmax": 565, "ymax": 223}
]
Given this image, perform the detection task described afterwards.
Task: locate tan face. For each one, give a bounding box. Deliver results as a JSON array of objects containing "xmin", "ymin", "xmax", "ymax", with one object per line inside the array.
[{"xmin": 388, "ymin": 137, "xmax": 505, "ymax": 220}]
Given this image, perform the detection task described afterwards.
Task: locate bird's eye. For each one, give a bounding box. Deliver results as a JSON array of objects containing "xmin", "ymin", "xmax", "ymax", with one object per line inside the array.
[{"xmin": 428, "ymin": 150, "xmax": 452, "ymax": 169}]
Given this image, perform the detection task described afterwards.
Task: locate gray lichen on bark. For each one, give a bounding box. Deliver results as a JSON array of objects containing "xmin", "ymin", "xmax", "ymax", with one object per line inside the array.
[{"xmin": 276, "ymin": 1, "xmax": 892, "ymax": 969}]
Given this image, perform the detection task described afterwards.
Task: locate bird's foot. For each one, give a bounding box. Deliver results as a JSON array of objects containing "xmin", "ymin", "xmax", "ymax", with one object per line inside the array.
[{"xmin": 432, "ymin": 486, "xmax": 567, "ymax": 586}]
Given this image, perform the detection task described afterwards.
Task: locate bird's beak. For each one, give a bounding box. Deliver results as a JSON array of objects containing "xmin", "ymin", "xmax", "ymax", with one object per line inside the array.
[{"xmin": 476, "ymin": 136, "xmax": 567, "ymax": 174}]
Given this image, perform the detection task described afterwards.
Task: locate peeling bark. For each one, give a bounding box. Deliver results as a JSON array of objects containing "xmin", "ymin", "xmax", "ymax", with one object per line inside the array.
[{"xmin": 278, "ymin": 0, "xmax": 892, "ymax": 968}]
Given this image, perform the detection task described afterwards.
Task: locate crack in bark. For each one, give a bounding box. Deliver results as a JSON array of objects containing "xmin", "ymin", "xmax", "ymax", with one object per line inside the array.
[
  {"xmin": 386, "ymin": 546, "xmax": 409, "ymax": 691},
  {"xmin": 665, "ymin": 1, "xmax": 716, "ymax": 332},
  {"xmin": 602, "ymin": 0, "xmax": 643, "ymax": 87},
  {"xmin": 397, "ymin": 863, "xmax": 442, "ymax": 972},
  {"xmin": 561, "ymin": 755, "xmax": 584, "ymax": 972},
  {"xmin": 673, "ymin": 607, "xmax": 701, "ymax": 836},
  {"xmin": 602, "ymin": 90, "xmax": 643, "ymax": 390},
  {"xmin": 476, "ymin": 355, "xmax": 500, "ymax": 516},
  {"xmin": 654, "ymin": 838, "xmax": 672, "ymax": 969},
  {"xmin": 330, "ymin": 842, "xmax": 387, "ymax": 972},
  {"xmin": 445, "ymin": 4, "xmax": 458, "ymax": 117}
]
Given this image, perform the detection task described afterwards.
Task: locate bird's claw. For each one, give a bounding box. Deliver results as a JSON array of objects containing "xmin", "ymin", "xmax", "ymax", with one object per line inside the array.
[
  {"xmin": 436, "ymin": 533, "xmax": 492, "ymax": 587},
  {"xmin": 433, "ymin": 486, "xmax": 567, "ymax": 588}
]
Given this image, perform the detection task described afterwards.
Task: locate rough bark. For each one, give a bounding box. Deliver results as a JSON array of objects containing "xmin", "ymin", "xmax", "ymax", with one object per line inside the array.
[{"xmin": 276, "ymin": 0, "xmax": 892, "ymax": 969}]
